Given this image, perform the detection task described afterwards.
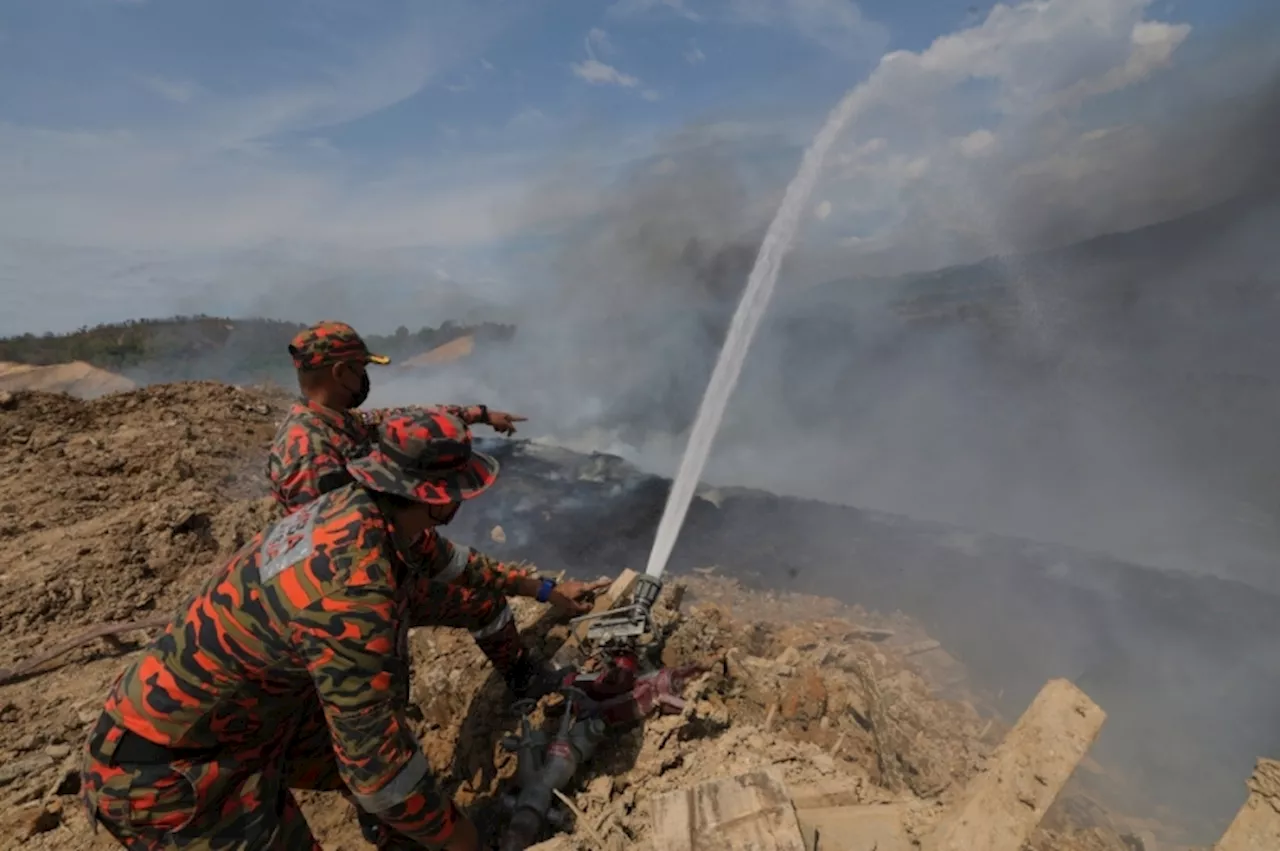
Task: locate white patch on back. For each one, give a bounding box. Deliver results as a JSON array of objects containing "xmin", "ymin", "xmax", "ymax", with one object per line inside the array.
[{"xmin": 259, "ymin": 502, "xmax": 319, "ymax": 583}]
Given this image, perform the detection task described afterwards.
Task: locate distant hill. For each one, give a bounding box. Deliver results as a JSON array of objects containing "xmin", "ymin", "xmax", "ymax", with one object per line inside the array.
[
  {"xmin": 798, "ymin": 189, "xmax": 1280, "ymax": 346},
  {"xmin": 0, "ymin": 315, "xmax": 516, "ymax": 385}
]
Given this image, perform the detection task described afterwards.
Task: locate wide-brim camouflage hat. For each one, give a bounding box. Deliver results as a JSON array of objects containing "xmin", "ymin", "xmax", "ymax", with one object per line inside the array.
[
  {"xmin": 289, "ymin": 320, "xmax": 392, "ymax": 370},
  {"xmin": 346, "ymin": 410, "xmax": 498, "ymax": 505}
]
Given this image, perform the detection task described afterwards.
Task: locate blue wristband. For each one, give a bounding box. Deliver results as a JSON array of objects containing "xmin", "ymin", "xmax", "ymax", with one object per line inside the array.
[{"xmin": 536, "ymin": 578, "xmax": 556, "ymax": 603}]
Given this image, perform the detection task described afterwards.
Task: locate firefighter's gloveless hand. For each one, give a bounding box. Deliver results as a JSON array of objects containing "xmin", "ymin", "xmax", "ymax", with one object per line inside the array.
[{"xmin": 548, "ymin": 578, "xmax": 613, "ymax": 615}]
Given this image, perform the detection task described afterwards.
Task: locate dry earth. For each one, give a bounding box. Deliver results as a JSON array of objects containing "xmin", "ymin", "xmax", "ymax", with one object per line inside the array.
[{"xmin": 0, "ymin": 383, "xmax": 1175, "ymax": 850}]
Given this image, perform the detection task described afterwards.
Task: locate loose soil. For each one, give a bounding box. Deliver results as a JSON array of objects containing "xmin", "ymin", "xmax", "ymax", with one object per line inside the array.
[{"xmin": 0, "ymin": 383, "xmax": 1180, "ymax": 850}]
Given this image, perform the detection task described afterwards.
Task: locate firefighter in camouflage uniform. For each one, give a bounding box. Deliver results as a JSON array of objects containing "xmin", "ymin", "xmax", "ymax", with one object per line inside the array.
[
  {"xmin": 81, "ymin": 409, "xmax": 607, "ymax": 850},
  {"xmin": 266, "ymin": 320, "xmax": 545, "ymax": 723},
  {"xmin": 267, "ymin": 320, "xmax": 525, "ymax": 514}
]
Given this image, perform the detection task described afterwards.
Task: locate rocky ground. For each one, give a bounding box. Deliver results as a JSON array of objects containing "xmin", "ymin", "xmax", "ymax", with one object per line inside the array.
[{"xmin": 0, "ymin": 383, "xmax": 1184, "ymax": 850}]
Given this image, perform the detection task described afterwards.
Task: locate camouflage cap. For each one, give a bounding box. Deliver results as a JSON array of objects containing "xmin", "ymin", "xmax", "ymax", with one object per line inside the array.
[
  {"xmin": 346, "ymin": 411, "xmax": 499, "ymax": 505},
  {"xmin": 288, "ymin": 321, "xmax": 391, "ymax": 370}
]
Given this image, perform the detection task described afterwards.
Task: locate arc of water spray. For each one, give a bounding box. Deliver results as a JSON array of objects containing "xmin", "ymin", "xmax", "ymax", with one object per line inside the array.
[{"xmin": 643, "ymin": 85, "xmax": 870, "ymax": 580}]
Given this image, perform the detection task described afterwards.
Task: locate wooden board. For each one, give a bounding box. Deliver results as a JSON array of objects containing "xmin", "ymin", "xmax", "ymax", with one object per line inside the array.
[
  {"xmin": 787, "ymin": 780, "xmax": 867, "ymax": 812},
  {"xmin": 796, "ymin": 804, "xmax": 912, "ymax": 851},
  {"xmin": 651, "ymin": 767, "xmax": 808, "ymax": 851},
  {"xmin": 551, "ymin": 569, "xmax": 639, "ymax": 667},
  {"xmin": 1214, "ymin": 758, "xmax": 1280, "ymax": 851},
  {"xmin": 921, "ymin": 679, "xmax": 1106, "ymax": 851}
]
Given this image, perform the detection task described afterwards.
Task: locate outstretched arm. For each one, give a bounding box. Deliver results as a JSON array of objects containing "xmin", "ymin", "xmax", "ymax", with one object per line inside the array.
[
  {"xmin": 411, "ymin": 530, "xmax": 532, "ymax": 594},
  {"xmin": 362, "ymin": 404, "xmax": 527, "ymax": 435},
  {"xmin": 408, "ymin": 532, "xmax": 609, "ymax": 616}
]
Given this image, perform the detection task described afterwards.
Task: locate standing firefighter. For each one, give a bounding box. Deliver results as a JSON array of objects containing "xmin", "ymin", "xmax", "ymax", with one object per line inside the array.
[
  {"xmin": 81, "ymin": 410, "xmax": 606, "ymax": 850},
  {"xmin": 268, "ymin": 320, "xmax": 526, "ymax": 513}
]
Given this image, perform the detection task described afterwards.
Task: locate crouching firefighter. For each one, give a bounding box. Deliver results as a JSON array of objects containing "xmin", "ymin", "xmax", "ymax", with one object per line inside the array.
[{"xmin": 81, "ymin": 410, "xmax": 606, "ymax": 850}]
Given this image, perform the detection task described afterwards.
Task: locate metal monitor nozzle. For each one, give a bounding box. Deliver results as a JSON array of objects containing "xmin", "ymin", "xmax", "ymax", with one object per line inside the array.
[
  {"xmin": 631, "ymin": 574, "xmax": 662, "ymax": 613},
  {"xmin": 571, "ymin": 574, "xmax": 664, "ymax": 647}
]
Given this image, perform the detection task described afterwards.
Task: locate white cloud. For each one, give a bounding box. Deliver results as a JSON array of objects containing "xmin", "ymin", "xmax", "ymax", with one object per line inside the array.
[
  {"xmin": 614, "ymin": 0, "xmax": 885, "ymax": 55},
  {"xmin": 608, "ymin": 0, "xmax": 703, "ymax": 22},
  {"xmin": 800, "ymin": 0, "xmax": 1201, "ymax": 277},
  {"xmin": 726, "ymin": 0, "xmax": 887, "ymax": 55},
  {"xmin": 507, "ymin": 107, "xmax": 548, "ymax": 129},
  {"xmin": 685, "ymin": 44, "xmax": 707, "ymax": 64},
  {"xmin": 136, "ymin": 75, "xmax": 200, "ymax": 104},
  {"xmin": 571, "ymin": 59, "xmax": 640, "ymax": 87},
  {"xmin": 574, "ymin": 28, "xmax": 649, "ymax": 92},
  {"xmin": 306, "ymin": 137, "xmax": 339, "ymax": 154},
  {"xmin": 1051, "ymin": 19, "xmax": 1190, "ymax": 109},
  {"xmin": 1080, "ymin": 126, "xmax": 1121, "ymax": 143},
  {"xmin": 0, "ymin": 0, "xmax": 1251, "ymax": 335},
  {"xmin": 955, "ymin": 128, "xmax": 996, "ymax": 157},
  {"xmin": 586, "ymin": 27, "xmax": 615, "ymax": 59}
]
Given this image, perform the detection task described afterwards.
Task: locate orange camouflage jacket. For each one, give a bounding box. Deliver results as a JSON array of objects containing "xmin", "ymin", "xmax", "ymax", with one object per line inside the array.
[
  {"xmin": 266, "ymin": 400, "xmax": 490, "ymax": 514},
  {"xmin": 102, "ymin": 484, "xmax": 526, "ymax": 845}
]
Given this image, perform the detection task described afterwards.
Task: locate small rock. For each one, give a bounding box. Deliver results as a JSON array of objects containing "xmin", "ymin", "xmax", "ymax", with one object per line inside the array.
[
  {"xmin": 812, "ymin": 753, "xmax": 837, "ymax": 775},
  {"xmin": 0, "ymin": 755, "xmax": 51, "ymax": 788},
  {"xmin": 0, "ymin": 391, "xmax": 14, "ymax": 410},
  {"xmin": 11, "ymin": 779, "xmax": 48, "ymax": 805},
  {"xmin": 775, "ymin": 646, "xmax": 802, "ymax": 667},
  {"xmin": 780, "ymin": 669, "xmax": 829, "ymax": 724},
  {"xmin": 44, "ymin": 744, "xmax": 71, "ymax": 760},
  {"xmin": 586, "ymin": 775, "xmax": 613, "ymax": 803}
]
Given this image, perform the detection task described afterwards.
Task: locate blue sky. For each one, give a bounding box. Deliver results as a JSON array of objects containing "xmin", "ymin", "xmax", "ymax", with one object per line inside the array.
[{"xmin": 0, "ymin": 0, "xmax": 1273, "ymax": 335}]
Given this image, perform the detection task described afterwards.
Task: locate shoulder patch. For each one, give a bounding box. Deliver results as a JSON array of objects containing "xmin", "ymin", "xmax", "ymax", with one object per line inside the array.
[{"xmin": 259, "ymin": 500, "xmax": 319, "ymax": 582}]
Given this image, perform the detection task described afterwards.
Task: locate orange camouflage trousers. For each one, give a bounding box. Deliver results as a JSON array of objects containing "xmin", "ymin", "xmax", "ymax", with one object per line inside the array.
[{"xmin": 81, "ymin": 583, "xmax": 519, "ymax": 850}]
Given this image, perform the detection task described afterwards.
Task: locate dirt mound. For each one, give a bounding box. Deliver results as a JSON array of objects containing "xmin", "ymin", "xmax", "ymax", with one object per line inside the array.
[
  {"xmin": 0, "ymin": 381, "xmax": 1166, "ymax": 850},
  {"xmin": 292, "ymin": 575, "xmax": 1143, "ymax": 851},
  {"xmin": 0, "ymin": 361, "xmax": 135, "ymax": 399},
  {"xmin": 0, "ymin": 383, "xmax": 287, "ymax": 653},
  {"xmin": 401, "ymin": 333, "xmax": 475, "ymax": 367}
]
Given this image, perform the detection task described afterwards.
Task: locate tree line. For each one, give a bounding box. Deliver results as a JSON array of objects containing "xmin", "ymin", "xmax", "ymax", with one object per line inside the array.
[{"xmin": 0, "ymin": 315, "xmax": 515, "ymax": 383}]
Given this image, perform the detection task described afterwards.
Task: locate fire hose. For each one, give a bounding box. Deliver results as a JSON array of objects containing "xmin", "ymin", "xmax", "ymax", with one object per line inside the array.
[{"xmin": 496, "ymin": 574, "xmax": 705, "ymax": 850}]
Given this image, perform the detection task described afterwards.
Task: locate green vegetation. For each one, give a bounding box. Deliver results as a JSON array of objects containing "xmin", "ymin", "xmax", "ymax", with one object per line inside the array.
[{"xmin": 0, "ymin": 315, "xmax": 515, "ymax": 383}]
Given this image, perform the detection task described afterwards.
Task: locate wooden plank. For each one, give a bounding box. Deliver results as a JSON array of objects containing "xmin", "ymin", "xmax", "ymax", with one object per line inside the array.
[
  {"xmin": 1213, "ymin": 758, "xmax": 1280, "ymax": 851},
  {"xmin": 787, "ymin": 779, "xmax": 867, "ymax": 811},
  {"xmin": 796, "ymin": 804, "xmax": 912, "ymax": 851},
  {"xmin": 551, "ymin": 569, "xmax": 639, "ymax": 667},
  {"xmin": 921, "ymin": 679, "xmax": 1106, "ymax": 851},
  {"xmin": 651, "ymin": 767, "xmax": 808, "ymax": 851}
]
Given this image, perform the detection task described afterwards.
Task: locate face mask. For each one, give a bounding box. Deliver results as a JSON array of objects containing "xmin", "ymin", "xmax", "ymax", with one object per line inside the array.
[
  {"xmin": 352, "ymin": 371, "xmax": 371, "ymax": 408},
  {"xmin": 429, "ymin": 502, "xmax": 460, "ymax": 526},
  {"xmin": 340, "ymin": 367, "xmax": 371, "ymax": 409}
]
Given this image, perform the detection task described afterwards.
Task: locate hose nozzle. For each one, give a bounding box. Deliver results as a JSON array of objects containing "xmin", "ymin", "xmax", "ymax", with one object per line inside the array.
[{"xmin": 632, "ymin": 574, "xmax": 662, "ymax": 614}]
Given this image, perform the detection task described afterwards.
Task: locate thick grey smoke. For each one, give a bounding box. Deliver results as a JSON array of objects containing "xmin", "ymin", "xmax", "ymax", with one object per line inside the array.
[
  {"xmin": 368, "ymin": 35, "xmax": 1280, "ymax": 831},
  {"xmin": 375, "ymin": 25, "xmax": 1280, "ymax": 583},
  {"xmin": 374, "ymin": 129, "xmax": 778, "ymax": 441}
]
